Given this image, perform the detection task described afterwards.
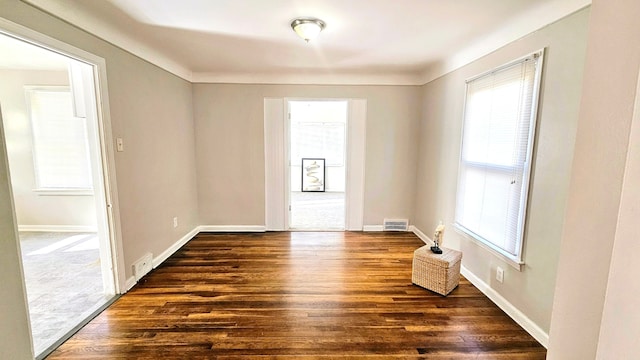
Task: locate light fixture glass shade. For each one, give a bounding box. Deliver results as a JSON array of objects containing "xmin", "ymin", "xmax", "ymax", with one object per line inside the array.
[{"xmin": 291, "ymin": 18, "xmax": 326, "ymax": 42}]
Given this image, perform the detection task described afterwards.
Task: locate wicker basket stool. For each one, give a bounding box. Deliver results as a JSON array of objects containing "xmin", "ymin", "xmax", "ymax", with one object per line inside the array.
[{"xmin": 412, "ymin": 246, "xmax": 462, "ymax": 296}]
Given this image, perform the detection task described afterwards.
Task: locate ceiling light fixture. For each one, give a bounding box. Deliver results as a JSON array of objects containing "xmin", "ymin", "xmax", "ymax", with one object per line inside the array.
[{"xmin": 291, "ymin": 18, "xmax": 326, "ymax": 43}]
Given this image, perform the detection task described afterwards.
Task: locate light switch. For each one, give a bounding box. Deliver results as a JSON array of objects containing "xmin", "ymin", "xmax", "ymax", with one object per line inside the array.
[{"xmin": 116, "ymin": 137, "xmax": 124, "ymax": 152}]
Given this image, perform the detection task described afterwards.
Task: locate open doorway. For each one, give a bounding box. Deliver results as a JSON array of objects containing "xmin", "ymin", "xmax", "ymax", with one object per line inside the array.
[
  {"xmin": 0, "ymin": 32, "xmax": 118, "ymax": 358},
  {"xmin": 264, "ymin": 98, "xmax": 365, "ymax": 231},
  {"xmin": 288, "ymin": 100, "xmax": 347, "ymax": 230}
]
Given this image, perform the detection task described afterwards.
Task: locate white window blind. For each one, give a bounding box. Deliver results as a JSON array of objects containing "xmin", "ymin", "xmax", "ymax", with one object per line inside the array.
[
  {"xmin": 27, "ymin": 87, "xmax": 93, "ymax": 190},
  {"xmin": 290, "ymin": 122, "xmax": 345, "ymax": 166},
  {"xmin": 455, "ymin": 51, "xmax": 543, "ymax": 265}
]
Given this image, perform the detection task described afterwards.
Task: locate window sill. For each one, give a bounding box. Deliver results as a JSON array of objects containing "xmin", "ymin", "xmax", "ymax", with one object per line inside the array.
[
  {"xmin": 453, "ymin": 224, "xmax": 524, "ymax": 271},
  {"xmin": 33, "ymin": 188, "xmax": 94, "ymax": 196}
]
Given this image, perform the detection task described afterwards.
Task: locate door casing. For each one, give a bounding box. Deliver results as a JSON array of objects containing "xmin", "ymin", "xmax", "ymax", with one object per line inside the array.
[{"xmin": 264, "ymin": 97, "xmax": 366, "ymax": 231}]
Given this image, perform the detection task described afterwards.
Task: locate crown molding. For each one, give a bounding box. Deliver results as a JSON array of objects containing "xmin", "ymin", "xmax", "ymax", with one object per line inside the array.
[
  {"xmin": 23, "ymin": 0, "xmax": 590, "ymax": 86},
  {"xmin": 419, "ymin": 0, "xmax": 591, "ymax": 84},
  {"xmin": 22, "ymin": 0, "xmax": 193, "ymax": 81},
  {"xmin": 191, "ymin": 71, "xmax": 423, "ymax": 86}
]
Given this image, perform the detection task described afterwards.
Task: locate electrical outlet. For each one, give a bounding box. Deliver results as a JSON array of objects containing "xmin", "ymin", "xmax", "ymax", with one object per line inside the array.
[
  {"xmin": 496, "ymin": 266, "xmax": 504, "ymax": 283},
  {"xmin": 173, "ymin": 217, "xmax": 178, "ymax": 228}
]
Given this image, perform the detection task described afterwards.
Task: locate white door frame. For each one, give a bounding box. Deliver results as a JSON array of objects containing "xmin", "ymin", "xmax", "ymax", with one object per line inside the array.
[
  {"xmin": 0, "ymin": 17, "xmax": 126, "ymax": 294},
  {"xmin": 344, "ymin": 99, "xmax": 366, "ymax": 231},
  {"xmin": 264, "ymin": 98, "xmax": 366, "ymax": 231}
]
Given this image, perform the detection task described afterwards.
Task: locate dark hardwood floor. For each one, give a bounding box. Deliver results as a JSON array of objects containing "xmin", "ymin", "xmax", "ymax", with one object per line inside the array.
[{"xmin": 46, "ymin": 232, "xmax": 546, "ymax": 359}]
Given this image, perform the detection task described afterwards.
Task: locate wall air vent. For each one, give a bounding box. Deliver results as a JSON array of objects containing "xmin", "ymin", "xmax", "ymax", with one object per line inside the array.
[{"xmin": 383, "ymin": 219, "xmax": 409, "ymax": 231}]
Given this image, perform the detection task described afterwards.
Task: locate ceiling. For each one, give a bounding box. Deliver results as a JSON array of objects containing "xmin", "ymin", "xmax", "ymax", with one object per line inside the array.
[
  {"xmin": 22, "ymin": 0, "xmax": 590, "ymax": 85},
  {"xmin": 0, "ymin": 33, "xmax": 69, "ymax": 71}
]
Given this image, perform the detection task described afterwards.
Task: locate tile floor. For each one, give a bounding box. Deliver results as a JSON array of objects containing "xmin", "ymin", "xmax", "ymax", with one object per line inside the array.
[
  {"xmin": 290, "ymin": 191, "xmax": 345, "ymax": 229},
  {"xmin": 19, "ymin": 232, "xmax": 113, "ymax": 356}
]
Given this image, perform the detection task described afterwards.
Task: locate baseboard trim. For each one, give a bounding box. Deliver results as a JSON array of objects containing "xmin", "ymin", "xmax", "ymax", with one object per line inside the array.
[
  {"xmin": 18, "ymin": 225, "xmax": 97, "ymax": 232},
  {"xmin": 120, "ymin": 224, "xmax": 547, "ymax": 349},
  {"xmin": 125, "ymin": 226, "xmax": 200, "ymax": 290},
  {"xmin": 460, "ymin": 265, "xmax": 549, "ymax": 348},
  {"xmin": 363, "ymin": 225, "xmax": 384, "ymax": 231},
  {"xmin": 125, "ymin": 276, "xmax": 136, "ymax": 291},
  {"xmin": 410, "ymin": 225, "xmax": 548, "ymax": 348},
  {"xmin": 152, "ymin": 226, "xmax": 200, "ymax": 269},
  {"xmin": 199, "ymin": 225, "xmax": 266, "ymax": 232},
  {"xmin": 126, "ymin": 225, "xmax": 265, "ymax": 291},
  {"xmin": 410, "ymin": 225, "xmax": 434, "ymax": 245}
]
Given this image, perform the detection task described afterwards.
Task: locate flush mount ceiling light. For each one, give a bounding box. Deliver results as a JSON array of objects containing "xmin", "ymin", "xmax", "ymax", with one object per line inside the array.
[{"xmin": 291, "ymin": 18, "xmax": 326, "ymax": 42}]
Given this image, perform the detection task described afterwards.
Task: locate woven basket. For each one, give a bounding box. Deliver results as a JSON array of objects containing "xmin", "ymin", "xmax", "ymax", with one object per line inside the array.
[{"xmin": 412, "ymin": 246, "xmax": 462, "ymax": 296}]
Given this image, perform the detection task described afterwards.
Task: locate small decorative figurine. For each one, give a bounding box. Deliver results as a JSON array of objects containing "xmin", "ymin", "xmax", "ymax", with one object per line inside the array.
[{"xmin": 431, "ymin": 222, "xmax": 445, "ymax": 254}]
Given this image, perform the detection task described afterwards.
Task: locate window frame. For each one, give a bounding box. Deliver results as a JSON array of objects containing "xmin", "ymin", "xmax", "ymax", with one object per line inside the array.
[
  {"xmin": 25, "ymin": 85, "xmax": 94, "ymax": 195},
  {"xmin": 454, "ymin": 49, "xmax": 545, "ymax": 270}
]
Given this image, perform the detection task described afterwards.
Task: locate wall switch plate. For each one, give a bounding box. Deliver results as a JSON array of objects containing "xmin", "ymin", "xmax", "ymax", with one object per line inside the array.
[
  {"xmin": 173, "ymin": 217, "xmax": 178, "ymax": 228},
  {"xmin": 496, "ymin": 266, "xmax": 504, "ymax": 283},
  {"xmin": 116, "ymin": 137, "xmax": 124, "ymax": 152}
]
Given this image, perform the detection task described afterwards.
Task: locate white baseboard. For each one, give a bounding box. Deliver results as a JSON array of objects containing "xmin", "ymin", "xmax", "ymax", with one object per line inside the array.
[
  {"xmin": 411, "ymin": 225, "xmax": 548, "ymax": 348},
  {"xmin": 199, "ymin": 225, "xmax": 266, "ymax": 232},
  {"xmin": 125, "ymin": 227, "xmax": 199, "ymax": 291},
  {"xmin": 410, "ymin": 225, "xmax": 434, "ymax": 245},
  {"xmin": 460, "ymin": 265, "xmax": 549, "ymax": 348},
  {"xmin": 363, "ymin": 225, "xmax": 384, "ymax": 231},
  {"xmin": 125, "ymin": 225, "xmax": 265, "ymax": 292},
  {"xmin": 18, "ymin": 225, "xmax": 97, "ymax": 232},
  {"xmin": 152, "ymin": 226, "xmax": 200, "ymax": 269},
  {"xmin": 123, "ymin": 224, "xmax": 544, "ymax": 348},
  {"xmin": 125, "ymin": 276, "xmax": 136, "ymax": 291}
]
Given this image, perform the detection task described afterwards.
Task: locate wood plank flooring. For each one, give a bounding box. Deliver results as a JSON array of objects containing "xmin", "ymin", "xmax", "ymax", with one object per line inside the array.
[{"xmin": 46, "ymin": 232, "xmax": 546, "ymax": 359}]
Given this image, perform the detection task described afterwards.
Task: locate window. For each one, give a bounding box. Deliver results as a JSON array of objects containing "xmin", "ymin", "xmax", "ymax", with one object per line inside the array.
[
  {"xmin": 454, "ymin": 51, "xmax": 543, "ymax": 267},
  {"xmin": 26, "ymin": 87, "xmax": 93, "ymax": 192},
  {"xmin": 290, "ymin": 122, "xmax": 345, "ymax": 166},
  {"xmin": 289, "ymin": 100, "xmax": 348, "ymax": 167}
]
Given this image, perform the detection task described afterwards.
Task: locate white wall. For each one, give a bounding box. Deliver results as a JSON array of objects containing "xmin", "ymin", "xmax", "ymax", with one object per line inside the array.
[
  {"xmin": 193, "ymin": 84, "xmax": 421, "ymax": 227},
  {"xmin": 0, "ymin": 2, "xmax": 201, "ymax": 354},
  {"xmin": 547, "ymin": 0, "xmax": 640, "ymax": 358},
  {"xmin": 413, "ymin": 7, "xmax": 590, "ymax": 337},
  {"xmin": 0, "ymin": 0, "xmax": 200, "ymax": 289},
  {"xmin": 0, "ymin": 1, "xmax": 201, "ymax": 354},
  {"xmin": 0, "ymin": 69, "xmax": 97, "ymax": 229}
]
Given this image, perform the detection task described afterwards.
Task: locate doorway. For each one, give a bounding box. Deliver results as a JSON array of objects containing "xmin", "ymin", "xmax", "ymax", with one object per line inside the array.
[
  {"xmin": 288, "ymin": 100, "xmax": 347, "ymax": 230},
  {"xmin": 264, "ymin": 98, "xmax": 366, "ymax": 231},
  {"xmin": 0, "ymin": 30, "xmax": 119, "ymax": 358}
]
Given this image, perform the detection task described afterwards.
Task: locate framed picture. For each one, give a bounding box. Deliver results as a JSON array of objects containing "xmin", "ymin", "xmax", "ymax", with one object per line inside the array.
[{"xmin": 301, "ymin": 158, "xmax": 325, "ymax": 192}]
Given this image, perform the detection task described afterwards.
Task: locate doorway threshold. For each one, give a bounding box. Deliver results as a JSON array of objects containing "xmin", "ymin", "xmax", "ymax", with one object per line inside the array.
[
  {"xmin": 288, "ymin": 228, "xmax": 346, "ymax": 232},
  {"xmin": 36, "ymin": 294, "xmax": 120, "ymax": 360}
]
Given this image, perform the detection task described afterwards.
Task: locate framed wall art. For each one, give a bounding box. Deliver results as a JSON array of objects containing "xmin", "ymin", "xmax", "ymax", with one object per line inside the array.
[{"xmin": 301, "ymin": 158, "xmax": 325, "ymax": 192}]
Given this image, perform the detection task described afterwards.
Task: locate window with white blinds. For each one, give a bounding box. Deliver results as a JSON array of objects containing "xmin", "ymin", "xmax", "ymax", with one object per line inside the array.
[
  {"xmin": 26, "ymin": 87, "xmax": 93, "ymax": 191},
  {"xmin": 289, "ymin": 100, "xmax": 347, "ymax": 167},
  {"xmin": 454, "ymin": 51, "xmax": 543, "ymax": 265},
  {"xmin": 290, "ymin": 122, "xmax": 345, "ymax": 166}
]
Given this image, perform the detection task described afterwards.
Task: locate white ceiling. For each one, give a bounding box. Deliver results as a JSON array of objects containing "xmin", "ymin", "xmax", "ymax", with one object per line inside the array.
[
  {"xmin": 0, "ymin": 33, "xmax": 69, "ymax": 71},
  {"xmin": 23, "ymin": 0, "xmax": 590, "ymax": 85}
]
